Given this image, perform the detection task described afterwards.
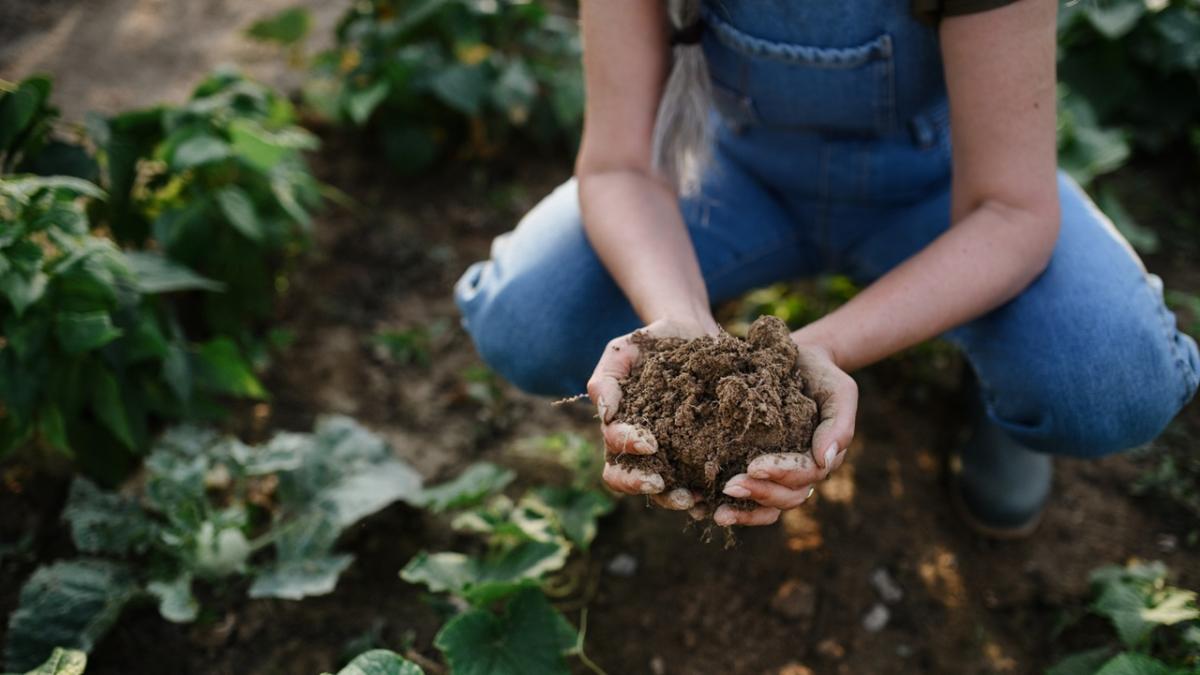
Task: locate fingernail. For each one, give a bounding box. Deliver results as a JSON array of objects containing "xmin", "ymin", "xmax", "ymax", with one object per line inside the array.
[
  {"xmin": 639, "ymin": 477, "xmax": 664, "ymax": 494},
  {"xmin": 804, "ymin": 486, "xmax": 815, "ymax": 500},
  {"xmin": 723, "ymin": 484, "xmax": 751, "ymax": 499},
  {"xmin": 823, "ymin": 442, "xmax": 839, "ymax": 469},
  {"xmin": 714, "ymin": 510, "xmax": 735, "ymax": 526},
  {"xmin": 634, "ymin": 440, "xmax": 654, "ymax": 454},
  {"xmin": 667, "ymin": 488, "xmax": 693, "ymax": 509},
  {"xmin": 833, "ymin": 448, "xmax": 847, "ymax": 470},
  {"xmin": 748, "ymin": 467, "xmax": 770, "ymax": 480}
]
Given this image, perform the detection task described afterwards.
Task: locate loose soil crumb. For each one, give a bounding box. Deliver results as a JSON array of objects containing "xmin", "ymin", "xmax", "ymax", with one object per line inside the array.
[{"xmin": 614, "ymin": 316, "xmax": 818, "ymax": 509}]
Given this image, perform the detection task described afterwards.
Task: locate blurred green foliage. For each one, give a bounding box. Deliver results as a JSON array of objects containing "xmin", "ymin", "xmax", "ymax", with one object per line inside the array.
[{"xmin": 301, "ymin": 0, "xmax": 583, "ymax": 172}]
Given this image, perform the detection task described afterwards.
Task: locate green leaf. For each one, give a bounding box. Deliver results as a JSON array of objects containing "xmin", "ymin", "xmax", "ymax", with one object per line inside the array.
[
  {"xmin": 1094, "ymin": 652, "xmax": 1175, "ymax": 675},
  {"xmin": 62, "ymin": 477, "xmax": 156, "ymax": 556},
  {"xmin": 17, "ymin": 647, "xmax": 88, "ymax": 675},
  {"xmin": 325, "ymin": 650, "xmax": 424, "ymax": 675},
  {"xmin": 123, "ymin": 251, "xmax": 225, "ymax": 293},
  {"xmin": 1139, "ymin": 588, "xmax": 1199, "ymax": 626},
  {"xmin": 1, "ymin": 271, "xmax": 48, "ymax": 317},
  {"xmin": 169, "ymin": 134, "xmax": 231, "ymax": 170},
  {"xmin": 418, "ymin": 462, "xmax": 515, "ymax": 512},
  {"xmin": 1047, "ymin": 647, "xmax": 1117, "ymax": 675},
  {"xmin": 3, "ymin": 559, "xmax": 138, "ymax": 671},
  {"xmin": 54, "ymin": 312, "xmax": 122, "ymax": 355},
  {"xmin": 491, "ymin": 61, "xmax": 537, "ymax": 125},
  {"xmin": 0, "ymin": 176, "xmax": 104, "ymax": 204},
  {"xmin": 400, "ymin": 540, "xmax": 569, "ymax": 604},
  {"xmin": 345, "ymin": 81, "xmax": 390, "ymax": 126},
  {"xmin": 246, "ymin": 8, "xmax": 312, "ymax": 46},
  {"xmin": 194, "ymin": 337, "xmax": 266, "ymax": 399},
  {"xmin": 1084, "ymin": 1, "xmax": 1145, "ymax": 39},
  {"xmin": 163, "ymin": 342, "xmax": 192, "ymax": 403},
  {"xmin": 90, "ymin": 368, "xmax": 135, "ymax": 448},
  {"xmin": 530, "ymin": 486, "xmax": 613, "ymax": 551},
  {"xmin": 146, "ymin": 574, "xmax": 199, "ymax": 623},
  {"xmin": 247, "ymin": 554, "xmax": 354, "ymax": 600},
  {"xmin": 0, "ymin": 76, "xmax": 50, "ymax": 153},
  {"xmin": 429, "ymin": 65, "xmax": 489, "ymax": 116},
  {"xmin": 215, "ymin": 187, "xmax": 264, "ymax": 242},
  {"xmin": 316, "ymin": 459, "xmax": 424, "ymax": 528},
  {"xmin": 433, "ymin": 588, "xmax": 576, "ymax": 675},
  {"xmin": 36, "ymin": 406, "xmax": 68, "ymax": 454},
  {"xmin": 229, "ymin": 119, "xmax": 318, "ymax": 172}
]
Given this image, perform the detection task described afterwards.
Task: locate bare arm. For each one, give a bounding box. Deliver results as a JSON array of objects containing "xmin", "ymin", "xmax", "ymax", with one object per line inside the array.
[
  {"xmin": 792, "ymin": 0, "xmax": 1061, "ymax": 371},
  {"xmin": 575, "ymin": 0, "xmax": 717, "ymax": 333}
]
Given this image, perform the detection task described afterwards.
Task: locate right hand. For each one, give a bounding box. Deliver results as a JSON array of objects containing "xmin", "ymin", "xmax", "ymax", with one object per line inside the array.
[{"xmin": 586, "ymin": 318, "xmax": 717, "ymax": 515}]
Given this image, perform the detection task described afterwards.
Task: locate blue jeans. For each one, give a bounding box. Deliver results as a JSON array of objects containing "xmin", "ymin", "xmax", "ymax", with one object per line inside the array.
[{"xmin": 454, "ymin": 3, "xmax": 1200, "ymax": 459}]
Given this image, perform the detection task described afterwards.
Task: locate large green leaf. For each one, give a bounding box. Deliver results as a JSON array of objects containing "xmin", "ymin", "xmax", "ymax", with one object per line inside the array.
[
  {"xmin": 0, "ymin": 77, "xmax": 51, "ymax": 154},
  {"xmin": 3, "ymin": 560, "xmax": 138, "ymax": 671},
  {"xmin": 229, "ymin": 119, "xmax": 318, "ymax": 172},
  {"xmin": 54, "ymin": 312, "xmax": 122, "ymax": 355},
  {"xmin": 324, "ymin": 650, "xmax": 424, "ymax": 675},
  {"xmin": 12, "ymin": 647, "xmax": 88, "ymax": 675},
  {"xmin": 1084, "ymin": 0, "xmax": 1145, "ymax": 39},
  {"xmin": 400, "ymin": 540, "xmax": 569, "ymax": 604},
  {"xmin": 123, "ymin": 251, "xmax": 224, "ymax": 293},
  {"xmin": 433, "ymin": 588, "xmax": 576, "ymax": 675},
  {"xmin": 215, "ymin": 186, "xmax": 264, "ymax": 242},
  {"xmin": 418, "ymin": 462, "xmax": 515, "ymax": 513},
  {"xmin": 345, "ymin": 82, "xmax": 390, "ymax": 126},
  {"xmin": 429, "ymin": 64, "xmax": 490, "ymax": 116},
  {"xmin": 247, "ymin": 554, "xmax": 354, "ymax": 600},
  {"xmin": 316, "ymin": 459, "xmax": 423, "ymax": 528},
  {"xmin": 61, "ymin": 477, "xmax": 156, "ymax": 556},
  {"xmin": 0, "ymin": 270, "xmax": 48, "ymax": 318},
  {"xmin": 194, "ymin": 337, "xmax": 266, "ymax": 399},
  {"xmin": 168, "ymin": 134, "xmax": 231, "ymax": 170}
]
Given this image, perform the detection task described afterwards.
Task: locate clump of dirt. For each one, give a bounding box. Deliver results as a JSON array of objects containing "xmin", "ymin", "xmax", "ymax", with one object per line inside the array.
[{"xmin": 614, "ymin": 316, "xmax": 818, "ymax": 509}]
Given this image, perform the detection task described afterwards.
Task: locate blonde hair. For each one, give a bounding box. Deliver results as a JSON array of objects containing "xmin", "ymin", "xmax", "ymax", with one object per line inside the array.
[{"xmin": 652, "ymin": 0, "xmax": 714, "ymax": 196}]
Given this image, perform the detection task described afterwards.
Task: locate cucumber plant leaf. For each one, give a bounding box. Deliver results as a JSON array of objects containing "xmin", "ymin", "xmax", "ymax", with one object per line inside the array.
[
  {"xmin": 6, "ymin": 647, "xmax": 88, "ymax": 675},
  {"xmin": 433, "ymin": 587, "xmax": 576, "ymax": 675},
  {"xmin": 418, "ymin": 462, "xmax": 514, "ymax": 513},
  {"xmin": 324, "ymin": 649, "xmax": 424, "ymax": 675},
  {"xmin": 3, "ymin": 560, "xmax": 138, "ymax": 671},
  {"xmin": 401, "ymin": 540, "xmax": 568, "ymax": 605},
  {"xmin": 62, "ymin": 477, "xmax": 156, "ymax": 556}
]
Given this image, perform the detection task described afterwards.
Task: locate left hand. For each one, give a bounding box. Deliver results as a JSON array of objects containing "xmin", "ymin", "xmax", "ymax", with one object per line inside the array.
[{"xmin": 712, "ymin": 341, "xmax": 859, "ymax": 527}]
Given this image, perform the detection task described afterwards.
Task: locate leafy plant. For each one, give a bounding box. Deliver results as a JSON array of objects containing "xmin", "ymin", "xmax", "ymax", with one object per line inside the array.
[
  {"xmin": 3, "ymin": 416, "xmax": 423, "ymax": 671},
  {"xmin": 305, "ymin": 0, "xmax": 583, "ymax": 172},
  {"xmin": 400, "ymin": 457, "xmax": 613, "ymax": 674},
  {"xmin": 0, "ymin": 77, "xmax": 95, "ymax": 180},
  {"xmin": 1048, "ymin": 560, "xmax": 1200, "ymax": 675},
  {"xmin": 0, "ymin": 176, "xmax": 240, "ymax": 481},
  {"xmin": 90, "ymin": 67, "xmax": 323, "ymax": 343}
]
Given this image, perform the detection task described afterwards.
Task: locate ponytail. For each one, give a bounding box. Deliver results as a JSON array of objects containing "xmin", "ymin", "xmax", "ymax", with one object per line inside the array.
[{"xmin": 652, "ymin": 0, "xmax": 713, "ymax": 196}]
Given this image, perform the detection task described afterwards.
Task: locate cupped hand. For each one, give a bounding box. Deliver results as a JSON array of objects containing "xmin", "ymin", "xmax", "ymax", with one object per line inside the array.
[
  {"xmin": 713, "ymin": 341, "xmax": 858, "ymax": 527},
  {"xmin": 586, "ymin": 318, "xmax": 715, "ymax": 515}
]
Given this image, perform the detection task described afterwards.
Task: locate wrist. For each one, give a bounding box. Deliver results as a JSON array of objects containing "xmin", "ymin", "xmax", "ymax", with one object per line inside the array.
[
  {"xmin": 645, "ymin": 299, "xmax": 718, "ymax": 335},
  {"xmin": 790, "ymin": 324, "xmax": 844, "ymax": 369}
]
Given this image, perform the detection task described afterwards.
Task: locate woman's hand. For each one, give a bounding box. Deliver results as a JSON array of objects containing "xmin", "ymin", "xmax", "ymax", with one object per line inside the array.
[
  {"xmin": 586, "ymin": 317, "xmax": 718, "ymax": 514},
  {"xmin": 713, "ymin": 341, "xmax": 858, "ymax": 527}
]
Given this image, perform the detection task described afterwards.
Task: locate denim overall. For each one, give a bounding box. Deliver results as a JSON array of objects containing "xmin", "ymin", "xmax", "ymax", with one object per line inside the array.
[{"xmin": 455, "ymin": 0, "xmax": 1199, "ymax": 457}]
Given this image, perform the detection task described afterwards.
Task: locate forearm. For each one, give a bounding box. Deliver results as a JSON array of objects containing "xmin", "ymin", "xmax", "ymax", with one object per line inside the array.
[
  {"xmin": 793, "ymin": 201, "xmax": 1058, "ymax": 372},
  {"xmin": 578, "ymin": 170, "xmax": 718, "ymax": 332}
]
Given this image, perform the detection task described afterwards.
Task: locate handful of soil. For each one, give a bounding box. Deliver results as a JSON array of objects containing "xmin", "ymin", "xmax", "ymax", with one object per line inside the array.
[{"xmin": 614, "ymin": 316, "xmax": 819, "ymax": 510}]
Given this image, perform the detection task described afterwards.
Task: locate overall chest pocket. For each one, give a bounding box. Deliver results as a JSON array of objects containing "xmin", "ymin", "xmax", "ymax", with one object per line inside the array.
[{"xmin": 702, "ymin": 9, "xmax": 898, "ymax": 136}]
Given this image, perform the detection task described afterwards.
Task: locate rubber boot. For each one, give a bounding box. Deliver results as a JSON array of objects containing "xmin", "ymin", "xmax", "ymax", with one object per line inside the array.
[{"xmin": 952, "ymin": 404, "xmax": 1053, "ymax": 539}]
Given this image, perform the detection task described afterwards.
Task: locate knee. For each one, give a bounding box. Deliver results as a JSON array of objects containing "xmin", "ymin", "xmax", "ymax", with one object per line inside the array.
[
  {"xmin": 991, "ymin": 323, "xmax": 1197, "ymax": 458},
  {"xmin": 455, "ymin": 261, "xmax": 593, "ymax": 397}
]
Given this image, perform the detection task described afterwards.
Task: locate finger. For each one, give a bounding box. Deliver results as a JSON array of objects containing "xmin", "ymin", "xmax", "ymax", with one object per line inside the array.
[
  {"xmin": 713, "ymin": 504, "xmax": 781, "ymax": 527},
  {"xmin": 602, "ymin": 422, "xmax": 657, "ymax": 456},
  {"xmin": 602, "ymin": 462, "xmax": 664, "ymax": 495},
  {"xmin": 809, "ymin": 371, "xmax": 858, "ymax": 471},
  {"xmin": 745, "ymin": 452, "xmax": 824, "ymax": 487},
  {"xmin": 650, "ymin": 488, "xmax": 698, "ymax": 510},
  {"xmin": 723, "ymin": 474, "xmax": 814, "ymax": 510},
  {"xmin": 587, "ymin": 336, "xmax": 640, "ymax": 423}
]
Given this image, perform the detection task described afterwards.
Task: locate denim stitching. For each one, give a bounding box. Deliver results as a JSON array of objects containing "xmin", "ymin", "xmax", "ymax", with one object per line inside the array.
[{"xmin": 701, "ymin": 7, "xmax": 891, "ymax": 68}]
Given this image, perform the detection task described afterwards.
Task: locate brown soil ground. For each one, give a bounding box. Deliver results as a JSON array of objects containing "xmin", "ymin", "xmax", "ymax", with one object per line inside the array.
[
  {"xmin": 615, "ymin": 316, "xmax": 817, "ymax": 509},
  {"xmin": 2, "ymin": 3, "xmax": 1200, "ymax": 674}
]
